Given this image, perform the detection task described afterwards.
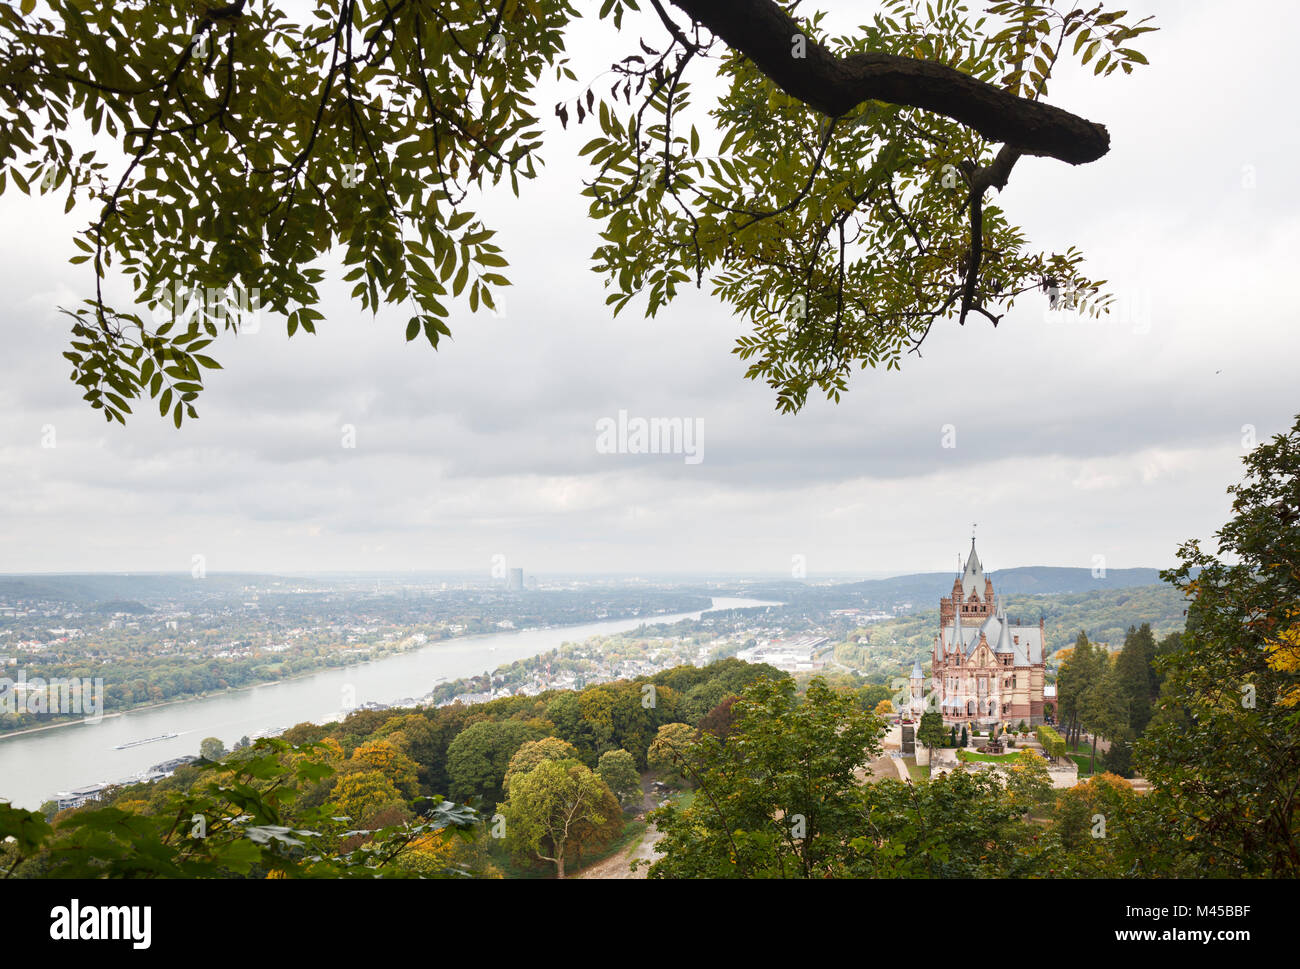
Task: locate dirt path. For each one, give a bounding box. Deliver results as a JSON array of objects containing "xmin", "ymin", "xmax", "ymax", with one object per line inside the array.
[
  {"xmin": 858, "ymin": 752, "xmax": 899, "ymax": 783},
  {"xmin": 574, "ymin": 774, "xmax": 665, "ymax": 879},
  {"xmin": 574, "ymin": 822, "xmax": 661, "ymax": 879}
]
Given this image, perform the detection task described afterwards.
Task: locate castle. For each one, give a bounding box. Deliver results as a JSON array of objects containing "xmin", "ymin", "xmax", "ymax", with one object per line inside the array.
[{"xmin": 900, "ymin": 537, "xmax": 1047, "ymax": 727}]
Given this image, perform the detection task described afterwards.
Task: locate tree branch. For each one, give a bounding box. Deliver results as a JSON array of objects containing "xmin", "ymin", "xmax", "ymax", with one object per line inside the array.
[{"xmin": 668, "ymin": 0, "xmax": 1109, "ymax": 165}]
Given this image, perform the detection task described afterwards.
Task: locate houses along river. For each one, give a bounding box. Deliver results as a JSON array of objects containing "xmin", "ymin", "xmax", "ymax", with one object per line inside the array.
[{"xmin": 0, "ymin": 597, "xmax": 773, "ymax": 809}]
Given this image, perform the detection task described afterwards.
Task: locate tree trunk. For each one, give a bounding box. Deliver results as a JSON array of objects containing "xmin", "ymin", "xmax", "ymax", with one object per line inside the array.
[
  {"xmin": 1090, "ymin": 734, "xmax": 1097, "ymax": 774},
  {"xmin": 556, "ymin": 854, "xmax": 565, "ymax": 879}
]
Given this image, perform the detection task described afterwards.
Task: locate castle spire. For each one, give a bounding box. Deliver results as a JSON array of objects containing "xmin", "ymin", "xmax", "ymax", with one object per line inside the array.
[
  {"xmin": 995, "ymin": 602, "xmax": 1014, "ymax": 654},
  {"xmin": 960, "ymin": 535, "xmax": 985, "ymax": 601}
]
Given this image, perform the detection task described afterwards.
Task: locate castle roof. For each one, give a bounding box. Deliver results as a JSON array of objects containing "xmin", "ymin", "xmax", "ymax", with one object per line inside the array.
[
  {"xmin": 994, "ymin": 601, "xmax": 1015, "ymax": 654},
  {"xmin": 960, "ymin": 538, "xmax": 984, "ymax": 600},
  {"xmin": 944, "ymin": 609, "xmax": 1043, "ymax": 665}
]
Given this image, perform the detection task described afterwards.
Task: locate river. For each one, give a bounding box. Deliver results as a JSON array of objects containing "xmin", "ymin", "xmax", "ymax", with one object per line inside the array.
[{"xmin": 0, "ymin": 597, "xmax": 774, "ymax": 809}]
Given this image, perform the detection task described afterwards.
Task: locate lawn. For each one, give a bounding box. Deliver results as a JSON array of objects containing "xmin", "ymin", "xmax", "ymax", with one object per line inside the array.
[
  {"xmin": 957, "ymin": 749, "xmax": 1020, "ymax": 763},
  {"xmin": 1062, "ymin": 739, "xmax": 1100, "ymax": 777},
  {"xmin": 1066, "ymin": 753, "xmax": 1096, "ymax": 777},
  {"xmin": 902, "ymin": 756, "xmax": 929, "ymax": 782}
]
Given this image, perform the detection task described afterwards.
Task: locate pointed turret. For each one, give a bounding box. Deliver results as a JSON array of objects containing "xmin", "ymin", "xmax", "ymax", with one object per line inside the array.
[
  {"xmin": 995, "ymin": 601, "xmax": 1014, "ymax": 654},
  {"xmin": 960, "ymin": 537, "xmax": 985, "ymax": 600}
]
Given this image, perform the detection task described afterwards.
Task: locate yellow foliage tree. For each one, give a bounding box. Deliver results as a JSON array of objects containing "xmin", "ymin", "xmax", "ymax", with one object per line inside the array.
[
  {"xmin": 1265, "ymin": 617, "xmax": 1300, "ymax": 707},
  {"xmin": 348, "ymin": 739, "xmax": 420, "ymax": 798},
  {"xmin": 331, "ymin": 769, "xmax": 402, "ymax": 825},
  {"xmin": 399, "ymin": 829, "xmax": 503, "ymax": 879}
]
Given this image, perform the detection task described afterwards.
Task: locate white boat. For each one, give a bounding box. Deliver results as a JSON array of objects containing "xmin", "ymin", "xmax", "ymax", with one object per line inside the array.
[{"xmin": 114, "ymin": 732, "xmax": 179, "ymax": 750}]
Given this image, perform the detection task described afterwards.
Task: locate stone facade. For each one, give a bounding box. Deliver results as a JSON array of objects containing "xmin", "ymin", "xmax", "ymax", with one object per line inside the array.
[{"xmin": 902, "ymin": 538, "xmax": 1047, "ymax": 727}]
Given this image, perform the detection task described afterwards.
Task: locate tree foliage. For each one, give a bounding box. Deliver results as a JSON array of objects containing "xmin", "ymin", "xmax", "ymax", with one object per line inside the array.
[
  {"xmin": 596, "ymin": 748, "xmax": 643, "ymax": 808},
  {"xmin": 444, "ymin": 718, "xmax": 542, "ymax": 805},
  {"xmin": 502, "ymin": 736, "xmax": 582, "ymax": 793},
  {"xmin": 647, "ymin": 677, "xmax": 882, "ymax": 877},
  {"xmin": 0, "ymin": 0, "xmax": 1154, "ymax": 421},
  {"xmin": 917, "ymin": 710, "xmax": 946, "ymax": 753},
  {"xmin": 1140, "ymin": 414, "xmax": 1300, "ymax": 877},
  {"xmin": 499, "ymin": 757, "xmax": 616, "ymax": 878},
  {"xmin": 646, "ymin": 721, "xmax": 697, "ymax": 787},
  {"xmin": 0, "ymin": 739, "xmax": 479, "ymax": 878}
]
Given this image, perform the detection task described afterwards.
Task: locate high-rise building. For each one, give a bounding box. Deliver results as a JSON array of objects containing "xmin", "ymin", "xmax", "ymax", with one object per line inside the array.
[{"xmin": 508, "ymin": 567, "xmax": 524, "ymax": 592}]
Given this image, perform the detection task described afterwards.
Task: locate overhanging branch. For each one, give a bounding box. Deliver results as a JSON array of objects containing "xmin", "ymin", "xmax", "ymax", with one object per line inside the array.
[{"xmin": 668, "ymin": 0, "xmax": 1109, "ymax": 165}]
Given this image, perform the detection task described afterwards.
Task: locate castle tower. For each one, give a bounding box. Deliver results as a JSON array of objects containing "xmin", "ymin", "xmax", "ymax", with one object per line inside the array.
[
  {"xmin": 928, "ymin": 535, "xmax": 1048, "ymax": 726},
  {"xmin": 951, "ymin": 595, "xmax": 964, "ymax": 661}
]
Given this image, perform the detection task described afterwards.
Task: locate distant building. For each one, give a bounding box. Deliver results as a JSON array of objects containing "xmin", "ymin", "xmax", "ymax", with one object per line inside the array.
[
  {"xmin": 508, "ymin": 568, "xmax": 524, "ymax": 592},
  {"xmin": 926, "ymin": 537, "xmax": 1047, "ymax": 727},
  {"xmin": 54, "ymin": 783, "xmax": 111, "ymax": 812},
  {"xmin": 735, "ymin": 635, "xmax": 829, "ymax": 672}
]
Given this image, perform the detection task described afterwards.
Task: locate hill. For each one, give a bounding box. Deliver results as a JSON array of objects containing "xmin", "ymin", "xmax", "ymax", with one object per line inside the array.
[
  {"xmin": 831, "ymin": 582, "xmax": 1187, "ymax": 679},
  {"xmin": 734, "ymin": 566, "xmax": 1167, "ymax": 612}
]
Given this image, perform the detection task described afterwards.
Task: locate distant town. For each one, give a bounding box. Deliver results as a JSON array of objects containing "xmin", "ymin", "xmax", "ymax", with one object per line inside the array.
[{"xmin": 0, "ymin": 564, "xmax": 1190, "ymax": 813}]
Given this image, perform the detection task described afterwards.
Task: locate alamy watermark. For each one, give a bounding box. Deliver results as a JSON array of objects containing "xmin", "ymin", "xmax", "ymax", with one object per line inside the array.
[
  {"xmin": 596, "ymin": 410, "xmax": 704, "ymax": 465},
  {"xmin": 0, "ymin": 670, "xmax": 104, "ymax": 722},
  {"xmin": 151, "ymin": 279, "xmax": 263, "ymax": 334}
]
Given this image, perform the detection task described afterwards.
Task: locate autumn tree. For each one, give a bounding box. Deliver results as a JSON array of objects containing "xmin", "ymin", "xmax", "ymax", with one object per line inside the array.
[
  {"xmin": 0, "ymin": 0, "xmax": 1153, "ymax": 424},
  {"xmin": 331, "ymin": 769, "xmax": 404, "ymax": 826},
  {"xmin": 1002, "ymin": 749, "xmax": 1052, "ymax": 820},
  {"xmin": 499, "ymin": 758, "xmax": 616, "ymax": 878},
  {"xmin": 847, "ymin": 768, "xmax": 1032, "ymax": 878},
  {"xmin": 596, "ymin": 748, "xmax": 643, "ymax": 808},
  {"xmin": 856, "ymin": 683, "xmax": 894, "ymax": 712},
  {"xmin": 502, "ymin": 736, "xmax": 582, "ymax": 793},
  {"xmin": 372, "ymin": 712, "xmax": 445, "ymax": 793},
  {"xmin": 1042, "ymin": 772, "xmax": 1173, "ymax": 877},
  {"xmin": 698, "ymin": 695, "xmax": 740, "ymax": 740},
  {"xmin": 646, "ymin": 722, "xmax": 697, "ymax": 787},
  {"xmin": 397, "ymin": 821, "xmax": 503, "ymax": 879},
  {"xmin": 647, "ymin": 677, "xmax": 882, "ymax": 878},
  {"xmin": 346, "ymin": 738, "xmax": 421, "ymax": 800},
  {"xmin": 1, "ymin": 738, "xmax": 480, "ymax": 878},
  {"xmin": 1141, "ymin": 414, "xmax": 1300, "ymax": 877}
]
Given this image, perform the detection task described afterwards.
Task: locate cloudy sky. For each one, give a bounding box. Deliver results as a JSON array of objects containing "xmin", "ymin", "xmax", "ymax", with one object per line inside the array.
[{"xmin": 1, "ymin": 0, "xmax": 1295, "ymax": 577}]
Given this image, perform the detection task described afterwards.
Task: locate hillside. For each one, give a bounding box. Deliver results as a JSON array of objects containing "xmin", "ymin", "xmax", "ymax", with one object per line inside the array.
[
  {"xmin": 832, "ymin": 582, "xmax": 1188, "ymax": 678},
  {"xmin": 733, "ymin": 566, "xmax": 1168, "ymax": 613}
]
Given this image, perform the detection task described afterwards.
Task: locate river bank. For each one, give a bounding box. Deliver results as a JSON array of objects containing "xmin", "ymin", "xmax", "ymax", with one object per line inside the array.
[{"xmin": 0, "ymin": 597, "xmax": 775, "ymax": 809}]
